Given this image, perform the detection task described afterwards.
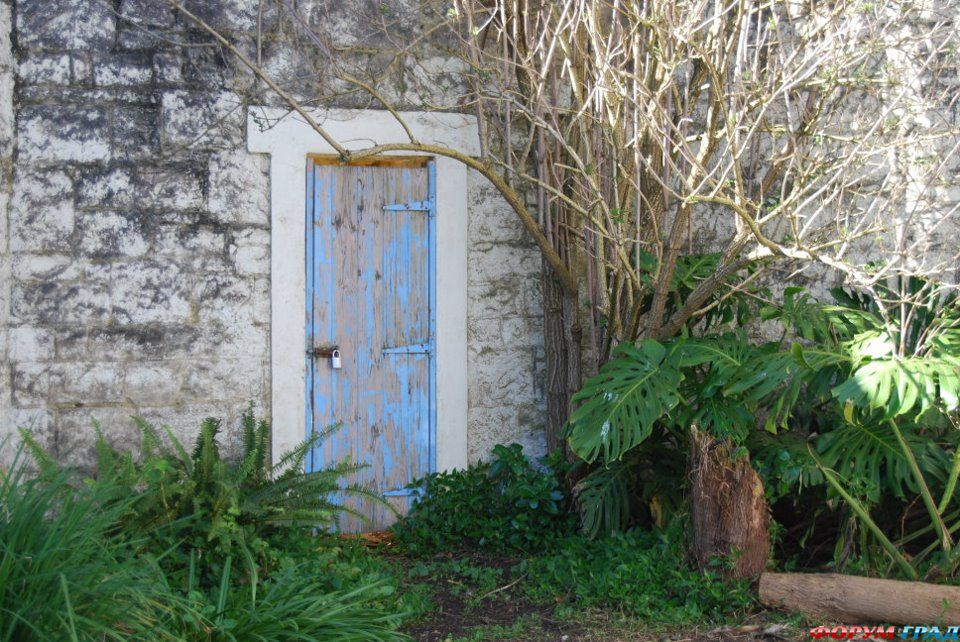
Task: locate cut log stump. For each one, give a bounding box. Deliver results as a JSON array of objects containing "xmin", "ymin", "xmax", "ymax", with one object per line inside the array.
[
  {"xmin": 760, "ymin": 572, "xmax": 960, "ymax": 624},
  {"xmin": 689, "ymin": 427, "xmax": 770, "ymax": 579}
]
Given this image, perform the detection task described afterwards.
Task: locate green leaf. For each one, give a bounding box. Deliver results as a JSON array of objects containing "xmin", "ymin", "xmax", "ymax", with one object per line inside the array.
[
  {"xmin": 566, "ymin": 340, "xmax": 682, "ymax": 463},
  {"xmin": 832, "ymin": 357, "xmax": 955, "ymax": 419},
  {"xmin": 816, "ymin": 420, "xmax": 949, "ymax": 503},
  {"xmin": 575, "ymin": 460, "xmax": 634, "ymax": 538}
]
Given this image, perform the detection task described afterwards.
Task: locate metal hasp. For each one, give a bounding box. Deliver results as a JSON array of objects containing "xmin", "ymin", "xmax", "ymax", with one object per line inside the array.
[
  {"xmin": 308, "ymin": 344, "xmax": 339, "ymax": 358},
  {"xmin": 381, "ymin": 343, "xmax": 431, "ymax": 355}
]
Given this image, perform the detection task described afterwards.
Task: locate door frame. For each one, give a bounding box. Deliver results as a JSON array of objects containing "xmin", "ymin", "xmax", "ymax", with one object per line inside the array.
[
  {"xmin": 247, "ymin": 107, "xmax": 477, "ymax": 472},
  {"xmin": 305, "ymin": 155, "xmax": 437, "ymax": 477}
]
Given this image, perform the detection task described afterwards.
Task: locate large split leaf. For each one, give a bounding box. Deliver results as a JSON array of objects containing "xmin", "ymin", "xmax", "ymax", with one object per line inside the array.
[
  {"xmin": 566, "ymin": 340, "xmax": 683, "ymax": 463},
  {"xmin": 816, "ymin": 420, "xmax": 950, "ymax": 502},
  {"xmin": 832, "ymin": 356, "xmax": 960, "ymax": 419}
]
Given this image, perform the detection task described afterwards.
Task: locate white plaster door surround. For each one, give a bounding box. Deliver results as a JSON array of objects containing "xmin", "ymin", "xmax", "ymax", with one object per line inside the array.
[{"xmin": 247, "ymin": 108, "xmax": 477, "ymax": 472}]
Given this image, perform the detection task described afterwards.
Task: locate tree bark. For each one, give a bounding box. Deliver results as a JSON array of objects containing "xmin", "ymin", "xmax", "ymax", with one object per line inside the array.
[
  {"xmin": 689, "ymin": 427, "xmax": 770, "ymax": 579},
  {"xmin": 759, "ymin": 572, "xmax": 960, "ymax": 624},
  {"xmin": 542, "ymin": 271, "xmax": 578, "ymax": 453}
]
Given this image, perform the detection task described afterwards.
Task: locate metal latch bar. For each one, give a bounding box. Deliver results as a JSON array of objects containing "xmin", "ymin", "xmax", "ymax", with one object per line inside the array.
[
  {"xmin": 383, "ymin": 199, "xmax": 433, "ymax": 212},
  {"xmin": 381, "ymin": 343, "xmax": 432, "ymax": 355}
]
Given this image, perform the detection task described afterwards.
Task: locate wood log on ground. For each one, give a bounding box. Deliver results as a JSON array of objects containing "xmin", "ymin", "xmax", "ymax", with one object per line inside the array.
[
  {"xmin": 760, "ymin": 572, "xmax": 960, "ymax": 623},
  {"xmin": 689, "ymin": 427, "xmax": 770, "ymax": 579}
]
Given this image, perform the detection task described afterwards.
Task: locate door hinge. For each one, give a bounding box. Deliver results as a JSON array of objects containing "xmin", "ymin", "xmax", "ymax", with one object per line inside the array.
[
  {"xmin": 383, "ymin": 199, "xmax": 433, "ymax": 212},
  {"xmin": 381, "ymin": 343, "xmax": 432, "ymax": 355}
]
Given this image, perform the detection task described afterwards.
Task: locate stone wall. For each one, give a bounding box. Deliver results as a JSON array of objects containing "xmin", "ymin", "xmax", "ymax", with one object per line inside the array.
[
  {"xmin": 466, "ymin": 177, "xmax": 546, "ymax": 461},
  {"xmin": 0, "ymin": 0, "xmax": 547, "ymax": 465}
]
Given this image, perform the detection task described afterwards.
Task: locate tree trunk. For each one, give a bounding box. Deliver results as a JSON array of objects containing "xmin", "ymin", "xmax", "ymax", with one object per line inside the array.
[
  {"xmin": 760, "ymin": 572, "xmax": 960, "ymax": 624},
  {"xmin": 689, "ymin": 427, "xmax": 770, "ymax": 579},
  {"xmin": 542, "ymin": 261, "xmax": 602, "ymax": 450},
  {"xmin": 541, "ymin": 271, "xmax": 579, "ymax": 453}
]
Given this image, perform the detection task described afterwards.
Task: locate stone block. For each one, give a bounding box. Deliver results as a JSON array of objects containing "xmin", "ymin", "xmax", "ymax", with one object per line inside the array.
[
  {"xmin": 208, "ymin": 151, "xmax": 270, "ymax": 226},
  {"xmin": 77, "ymin": 211, "xmax": 152, "ymax": 258},
  {"xmin": 468, "ymin": 241, "xmax": 541, "ymax": 283},
  {"xmin": 49, "ymin": 361, "xmax": 125, "ymax": 405},
  {"xmin": 77, "ymin": 164, "xmax": 204, "ymax": 211},
  {"xmin": 105, "ymin": 261, "xmax": 192, "ymax": 324},
  {"xmin": 117, "ymin": 0, "xmax": 177, "ymax": 50},
  {"xmin": 180, "ymin": 358, "xmax": 265, "ymax": 402},
  {"xmin": 10, "ymin": 254, "xmax": 78, "ymax": 281},
  {"xmin": 9, "ymin": 199, "xmax": 75, "ymax": 253},
  {"xmin": 57, "ymin": 323, "xmax": 204, "ymax": 361},
  {"xmin": 10, "ymin": 168, "xmax": 75, "ymax": 253},
  {"xmin": 198, "ymin": 314, "xmax": 268, "ymax": 359},
  {"xmin": 467, "ymin": 275, "xmax": 537, "ymax": 320},
  {"xmin": 153, "ymin": 52, "xmax": 183, "ymax": 84},
  {"xmin": 123, "ymin": 361, "xmax": 184, "ymax": 405},
  {"xmin": 17, "ymin": 0, "xmax": 115, "ymax": 51},
  {"xmin": 468, "ymin": 346, "xmax": 537, "ymax": 408},
  {"xmin": 466, "ymin": 405, "xmax": 547, "ymax": 462},
  {"xmin": 229, "ymin": 228, "xmax": 269, "ymax": 275},
  {"xmin": 55, "ymin": 407, "xmax": 142, "ymax": 467},
  {"xmin": 11, "ymin": 361, "xmax": 51, "ymax": 407},
  {"xmin": 181, "ymin": 0, "xmax": 258, "ymax": 32},
  {"xmin": 0, "ymin": 4, "xmax": 11, "ymax": 71},
  {"xmin": 71, "ymin": 54, "xmax": 92, "ymax": 84},
  {"xmin": 0, "ymin": 71, "xmax": 11, "ymax": 157},
  {"xmin": 8, "ymin": 326, "xmax": 54, "ymax": 362},
  {"xmin": 93, "ymin": 53, "xmax": 153, "ymax": 86},
  {"xmin": 16, "ymin": 54, "xmax": 71, "ymax": 85},
  {"xmin": 161, "ymin": 90, "xmax": 243, "ymax": 150},
  {"xmin": 5, "ymin": 407, "xmax": 54, "ymax": 444},
  {"xmin": 121, "ymin": 0, "xmax": 176, "ymax": 28},
  {"xmin": 18, "ymin": 105, "xmax": 157, "ymax": 162}
]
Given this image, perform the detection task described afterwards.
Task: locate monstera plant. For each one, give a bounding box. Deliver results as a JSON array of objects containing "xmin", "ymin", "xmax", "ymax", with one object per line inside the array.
[{"xmin": 566, "ymin": 279, "xmax": 960, "ymax": 578}]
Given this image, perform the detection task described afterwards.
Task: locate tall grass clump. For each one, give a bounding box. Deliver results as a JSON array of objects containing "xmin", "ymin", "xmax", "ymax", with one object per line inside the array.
[{"xmin": 0, "ymin": 448, "xmax": 177, "ymax": 641}]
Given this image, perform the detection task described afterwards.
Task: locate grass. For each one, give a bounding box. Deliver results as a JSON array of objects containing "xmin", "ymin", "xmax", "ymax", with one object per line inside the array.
[{"xmin": 0, "ymin": 453, "xmax": 177, "ymax": 641}]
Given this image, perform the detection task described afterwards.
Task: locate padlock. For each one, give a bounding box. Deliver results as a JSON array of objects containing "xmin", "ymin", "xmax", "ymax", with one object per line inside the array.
[{"xmin": 331, "ymin": 349, "xmax": 342, "ymax": 369}]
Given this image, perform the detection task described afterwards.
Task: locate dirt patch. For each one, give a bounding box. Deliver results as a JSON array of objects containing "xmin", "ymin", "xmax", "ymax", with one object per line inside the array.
[
  {"xmin": 388, "ymin": 549, "xmax": 797, "ymax": 642},
  {"xmin": 394, "ymin": 550, "xmax": 580, "ymax": 641}
]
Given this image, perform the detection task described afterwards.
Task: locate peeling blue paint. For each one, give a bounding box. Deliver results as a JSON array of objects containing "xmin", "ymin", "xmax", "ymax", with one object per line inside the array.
[{"xmin": 306, "ymin": 161, "xmax": 436, "ymax": 527}]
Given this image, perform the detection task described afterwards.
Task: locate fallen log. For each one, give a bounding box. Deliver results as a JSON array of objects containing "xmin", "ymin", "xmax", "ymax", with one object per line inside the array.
[{"xmin": 759, "ymin": 572, "xmax": 960, "ymax": 624}]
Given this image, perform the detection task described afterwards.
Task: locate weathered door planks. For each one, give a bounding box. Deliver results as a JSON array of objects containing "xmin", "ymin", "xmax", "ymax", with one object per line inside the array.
[{"xmin": 306, "ymin": 157, "xmax": 436, "ymax": 532}]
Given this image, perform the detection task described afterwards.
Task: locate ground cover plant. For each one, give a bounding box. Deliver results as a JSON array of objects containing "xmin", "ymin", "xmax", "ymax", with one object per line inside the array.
[
  {"xmin": 3, "ymin": 412, "xmax": 413, "ymax": 642},
  {"xmin": 391, "ymin": 446, "xmax": 760, "ymax": 638},
  {"xmin": 392, "ymin": 443, "xmax": 576, "ymax": 554}
]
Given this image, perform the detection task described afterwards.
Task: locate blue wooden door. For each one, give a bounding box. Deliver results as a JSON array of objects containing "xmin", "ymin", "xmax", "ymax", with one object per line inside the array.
[{"xmin": 306, "ymin": 157, "xmax": 435, "ymax": 531}]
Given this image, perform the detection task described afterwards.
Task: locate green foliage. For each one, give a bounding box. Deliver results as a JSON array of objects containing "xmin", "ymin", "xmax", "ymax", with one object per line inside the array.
[
  {"xmin": 392, "ymin": 444, "xmax": 576, "ymax": 553},
  {"xmin": 0, "ymin": 449, "xmax": 178, "ymax": 641},
  {"xmin": 574, "ymin": 427, "xmax": 687, "ymax": 537},
  {"xmin": 566, "ymin": 276, "xmax": 960, "ymax": 578},
  {"xmin": 574, "ymin": 458, "xmax": 634, "ymax": 538},
  {"xmin": 519, "ymin": 525, "xmax": 754, "ymax": 624},
  {"xmin": 12, "ymin": 411, "xmax": 412, "ymax": 641},
  {"xmin": 31, "ymin": 408, "xmax": 381, "ymax": 591},
  {"xmin": 567, "ymin": 340, "xmax": 683, "ymax": 463},
  {"xmin": 169, "ymin": 561, "xmax": 408, "ymax": 642},
  {"xmin": 815, "ymin": 417, "xmax": 951, "ymax": 503}
]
